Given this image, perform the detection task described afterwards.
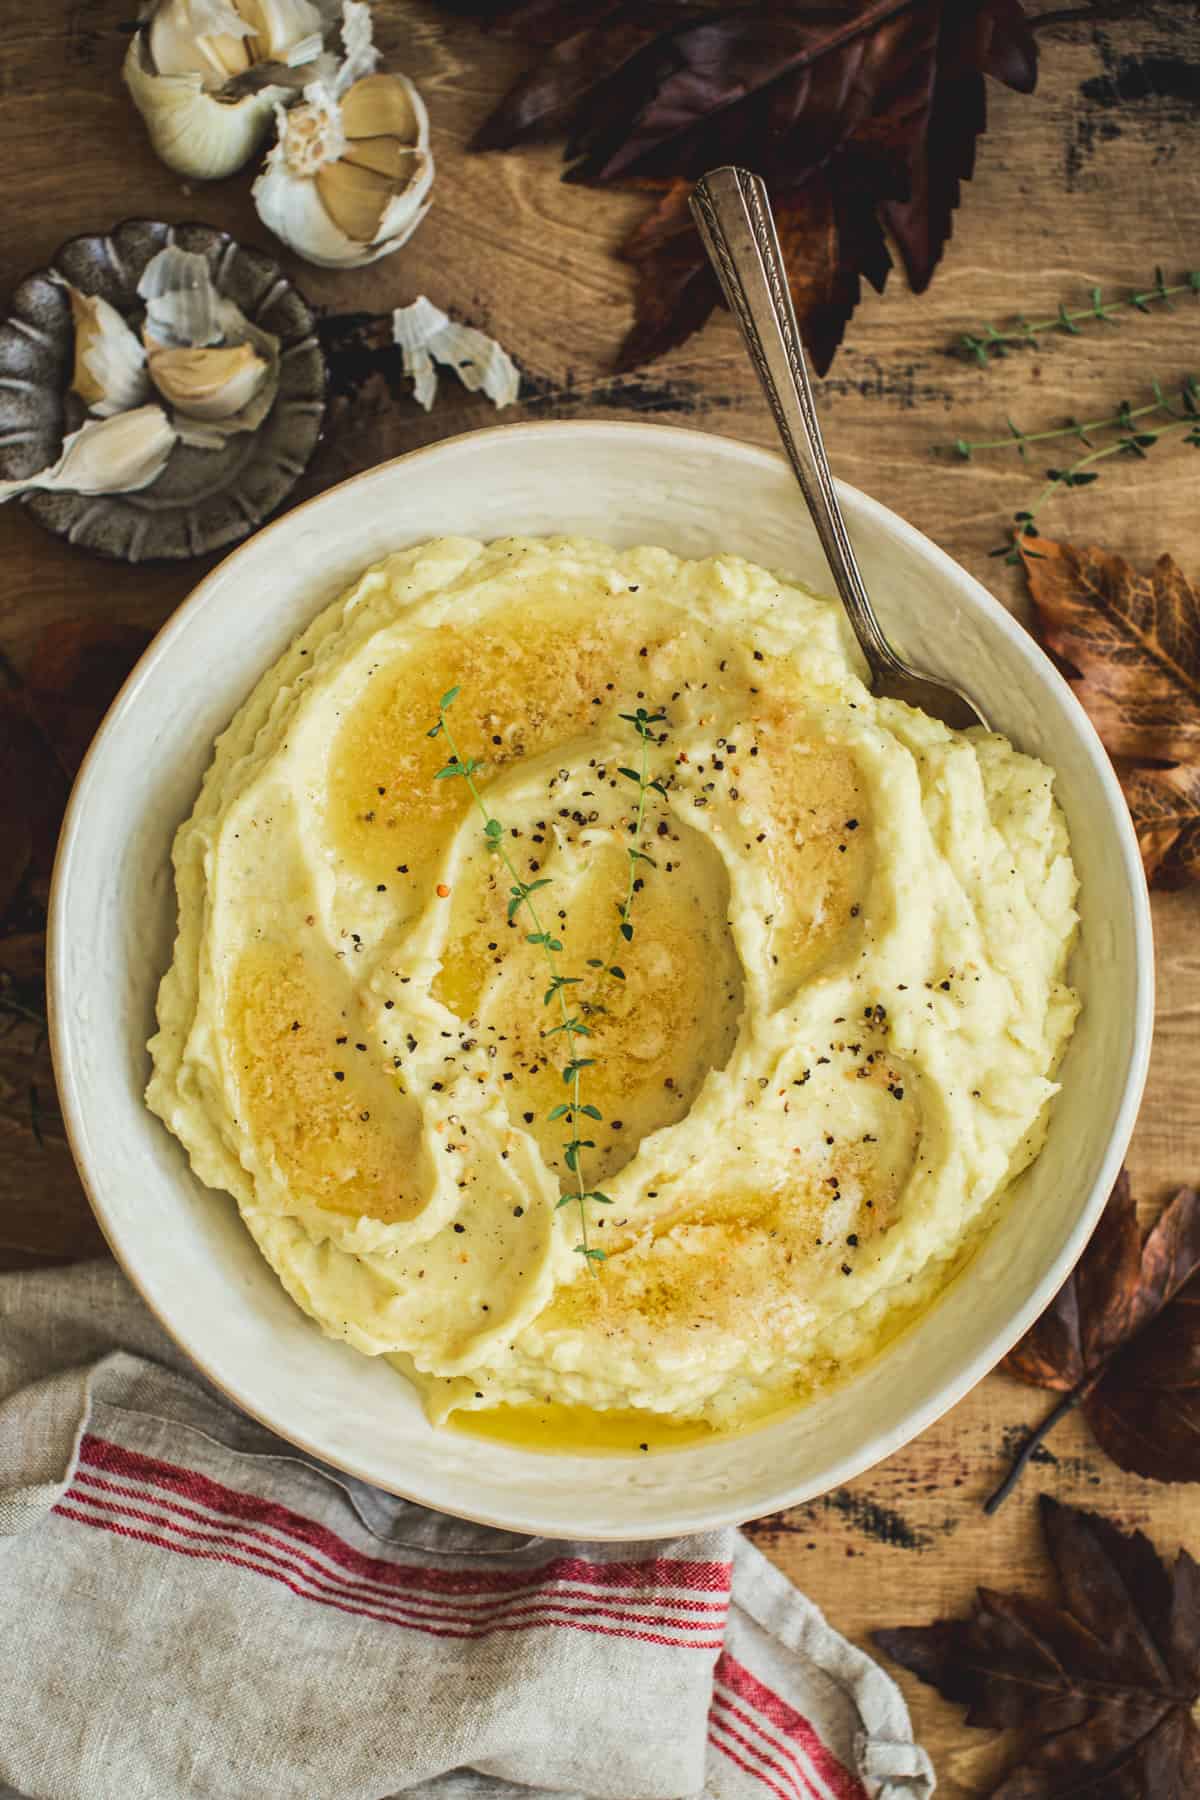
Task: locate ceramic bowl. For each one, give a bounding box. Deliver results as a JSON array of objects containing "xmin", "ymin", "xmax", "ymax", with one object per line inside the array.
[
  {"xmin": 0, "ymin": 219, "xmax": 325, "ymax": 561},
  {"xmin": 48, "ymin": 421, "xmax": 1154, "ymax": 1539}
]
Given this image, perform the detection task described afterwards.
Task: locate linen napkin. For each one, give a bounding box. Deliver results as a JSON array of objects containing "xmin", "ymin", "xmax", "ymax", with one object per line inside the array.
[{"xmin": 0, "ymin": 1260, "xmax": 934, "ymax": 1800}]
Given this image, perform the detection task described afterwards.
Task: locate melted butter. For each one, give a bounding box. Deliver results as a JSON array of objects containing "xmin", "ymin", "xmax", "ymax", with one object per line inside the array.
[
  {"xmin": 450, "ymin": 1393, "xmax": 795, "ymax": 1456},
  {"xmin": 228, "ymin": 942, "xmax": 425, "ymax": 1223},
  {"xmin": 325, "ymin": 598, "xmax": 688, "ymax": 898}
]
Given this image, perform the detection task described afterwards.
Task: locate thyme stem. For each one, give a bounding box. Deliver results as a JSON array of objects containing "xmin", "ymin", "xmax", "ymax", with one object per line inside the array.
[
  {"xmin": 429, "ymin": 694, "xmax": 668, "ymax": 1269},
  {"xmin": 435, "ymin": 700, "xmax": 598, "ymax": 1267},
  {"xmin": 958, "ymin": 270, "xmax": 1200, "ymax": 366},
  {"xmin": 946, "ymin": 375, "xmax": 1200, "ymax": 563}
]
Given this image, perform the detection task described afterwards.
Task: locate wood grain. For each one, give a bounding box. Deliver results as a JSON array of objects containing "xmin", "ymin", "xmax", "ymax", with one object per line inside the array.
[{"xmin": 1, "ymin": 5, "xmax": 1199, "ymax": 1793}]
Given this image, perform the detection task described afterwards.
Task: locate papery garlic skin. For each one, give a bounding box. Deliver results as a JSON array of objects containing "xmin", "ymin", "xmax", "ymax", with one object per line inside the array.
[
  {"xmin": 0, "ymin": 407, "xmax": 176, "ymax": 503},
  {"xmin": 138, "ymin": 246, "xmax": 225, "ymax": 348},
  {"xmin": 392, "ymin": 297, "xmax": 519, "ymax": 413},
  {"xmin": 67, "ymin": 288, "xmax": 151, "ymax": 418},
  {"xmin": 124, "ymin": 0, "xmax": 327, "ymax": 181}
]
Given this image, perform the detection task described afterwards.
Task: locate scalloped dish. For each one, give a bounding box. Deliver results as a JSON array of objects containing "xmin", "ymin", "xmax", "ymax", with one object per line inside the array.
[{"xmin": 146, "ymin": 536, "xmax": 1080, "ymax": 1447}]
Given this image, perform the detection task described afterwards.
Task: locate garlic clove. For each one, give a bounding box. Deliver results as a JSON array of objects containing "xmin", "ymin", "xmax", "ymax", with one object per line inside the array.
[
  {"xmin": 235, "ymin": 0, "xmax": 323, "ymax": 65},
  {"xmin": 68, "ymin": 287, "xmax": 150, "ymax": 418},
  {"xmin": 315, "ymin": 155, "xmax": 403, "ymax": 243},
  {"xmin": 136, "ymin": 251, "xmax": 282, "ymax": 446},
  {"xmin": 146, "ymin": 341, "xmax": 269, "ymax": 421},
  {"xmin": 340, "ymin": 135, "xmax": 414, "ymax": 180},
  {"xmin": 0, "ymin": 406, "xmax": 176, "ymax": 503},
  {"xmin": 148, "ymin": 0, "xmax": 252, "ymax": 88},
  {"xmin": 339, "ymin": 71, "xmax": 423, "ymax": 144}
]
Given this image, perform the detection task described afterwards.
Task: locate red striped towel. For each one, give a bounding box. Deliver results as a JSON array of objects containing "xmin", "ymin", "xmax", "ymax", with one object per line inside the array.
[{"xmin": 0, "ymin": 1262, "xmax": 933, "ymax": 1800}]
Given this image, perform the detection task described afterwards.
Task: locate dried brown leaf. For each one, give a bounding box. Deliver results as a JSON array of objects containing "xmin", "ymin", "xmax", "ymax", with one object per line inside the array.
[
  {"xmin": 877, "ymin": 1495, "xmax": 1200, "ymax": 1798},
  {"xmin": 989, "ymin": 1176, "xmax": 1200, "ymax": 1506},
  {"xmin": 456, "ymin": 0, "xmax": 1038, "ymax": 372},
  {"xmin": 1021, "ymin": 535, "xmax": 1200, "ymax": 763},
  {"xmin": 1021, "ymin": 534, "xmax": 1200, "ymax": 889}
]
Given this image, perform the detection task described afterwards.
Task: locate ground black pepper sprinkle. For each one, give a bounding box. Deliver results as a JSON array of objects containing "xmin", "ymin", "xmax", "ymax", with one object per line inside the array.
[
  {"xmin": 333, "ymin": 1071, "xmax": 345, "ymax": 1082},
  {"xmin": 453, "ymin": 1223, "xmax": 465, "ymax": 1234}
]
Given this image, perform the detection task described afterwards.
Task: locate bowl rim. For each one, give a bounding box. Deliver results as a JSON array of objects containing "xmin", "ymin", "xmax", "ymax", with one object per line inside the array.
[{"xmin": 47, "ymin": 417, "xmax": 1156, "ymax": 1536}]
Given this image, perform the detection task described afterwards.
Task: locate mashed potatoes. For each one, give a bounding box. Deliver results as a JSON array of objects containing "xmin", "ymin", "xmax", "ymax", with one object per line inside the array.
[{"xmin": 147, "ymin": 536, "xmax": 1080, "ymax": 1431}]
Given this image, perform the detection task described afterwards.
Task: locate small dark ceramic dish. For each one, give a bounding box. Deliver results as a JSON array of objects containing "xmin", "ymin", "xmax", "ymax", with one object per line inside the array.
[{"xmin": 0, "ymin": 219, "xmax": 326, "ymax": 562}]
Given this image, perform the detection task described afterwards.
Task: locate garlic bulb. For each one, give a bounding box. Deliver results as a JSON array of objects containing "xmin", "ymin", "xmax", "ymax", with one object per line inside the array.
[
  {"xmin": 392, "ymin": 297, "xmax": 519, "ymax": 412},
  {"xmin": 137, "ymin": 247, "xmax": 279, "ymax": 449},
  {"xmin": 0, "ymin": 407, "xmax": 176, "ymax": 503},
  {"xmin": 253, "ymin": 3, "xmax": 433, "ymax": 269},
  {"xmin": 124, "ymin": 0, "xmax": 328, "ymax": 181},
  {"xmin": 67, "ymin": 287, "xmax": 150, "ymax": 417}
]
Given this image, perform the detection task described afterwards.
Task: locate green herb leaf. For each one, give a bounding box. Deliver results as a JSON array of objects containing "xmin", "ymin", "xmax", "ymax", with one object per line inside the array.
[{"xmin": 440, "ymin": 686, "xmax": 460, "ymax": 710}]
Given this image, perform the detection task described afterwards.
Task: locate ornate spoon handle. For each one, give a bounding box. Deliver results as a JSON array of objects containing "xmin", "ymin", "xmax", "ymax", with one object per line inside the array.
[{"xmin": 690, "ymin": 166, "xmax": 900, "ymax": 683}]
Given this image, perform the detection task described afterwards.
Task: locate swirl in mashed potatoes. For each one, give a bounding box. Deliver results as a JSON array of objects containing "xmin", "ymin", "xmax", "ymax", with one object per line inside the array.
[{"xmin": 147, "ymin": 536, "xmax": 1080, "ymax": 1432}]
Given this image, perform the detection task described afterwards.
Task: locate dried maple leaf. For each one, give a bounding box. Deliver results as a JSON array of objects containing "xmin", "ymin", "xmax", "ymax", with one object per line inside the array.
[
  {"xmin": 876, "ymin": 1494, "xmax": 1200, "ymax": 1798},
  {"xmin": 452, "ymin": 0, "xmax": 1038, "ymax": 372},
  {"xmin": 0, "ymin": 619, "xmax": 151, "ymax": 937},
  {"xmin": 25, "ymin": 618, "xmax": 152, "ymax": 780},
  {"xmin": 1021, "ymin": 534, "xmax": 1200, "ymax": 887},
  {"xmin": 986, "ymin": 1174, "xmax": 1200, "ymax": 1511}
]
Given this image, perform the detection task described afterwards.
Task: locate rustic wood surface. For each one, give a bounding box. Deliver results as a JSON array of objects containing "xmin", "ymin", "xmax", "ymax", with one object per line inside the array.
[{"xmin": 2, "ymin": 4, "xmax": 1199, "ymax": 1792}]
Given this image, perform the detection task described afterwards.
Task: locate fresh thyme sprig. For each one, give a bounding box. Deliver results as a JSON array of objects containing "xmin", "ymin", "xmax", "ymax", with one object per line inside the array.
[
  {"xmin": 427, "ymin": 690, "xmax": 668, "ymax": 1269},
  {"xmin": 582, "ymin": 707, "xmax": 668, "ymax": 1019},
  {"xmin": 950, "ymin": 375, "xmax": 1200, "ymax": 562},
  {"xmin": 957, "ymin": 269, "xmax": 1200, "ymax": 367}
]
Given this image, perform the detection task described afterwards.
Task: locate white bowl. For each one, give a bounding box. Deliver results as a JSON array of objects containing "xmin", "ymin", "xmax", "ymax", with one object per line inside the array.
[{"xmin": 49, "ymin": 421, "xmax": 1153, "ymax": 1540}]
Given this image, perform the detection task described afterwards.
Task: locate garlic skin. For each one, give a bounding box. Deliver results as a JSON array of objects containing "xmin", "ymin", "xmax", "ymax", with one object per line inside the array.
[
  {"xmin": 0, "ymin": 407, "xmax": 176, "ymax": 503},
  {"xmin": 67, "ymin": 288, "xmax": 151, "ymax": 418},
  {"xmin": 252, "ymin": 3, "xmax": 433, "ymax": 269},
  {"xmin": 137, "ymin": 247, "xmax": 281, "ymax": 449},
  {"xmin": 124, "ymin": 0, "xmax": 328, "ymax": 181},
  {"xmin": 392, "ymin": 298, "xmax": 519, "ymax": 412}
]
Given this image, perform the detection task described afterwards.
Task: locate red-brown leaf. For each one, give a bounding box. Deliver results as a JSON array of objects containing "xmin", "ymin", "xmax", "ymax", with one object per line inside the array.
[
  {"xmin": 0, "ymin": 619, "xmax": 152, "ymax": 937},
  {"xmin": 26, "ymin": 618, "xmax": 152, "ymax": 779},
  {"xmin": 1021, "ymin": 534, "xmax": 1200, "ymax": 889},
  {"xmin": 877, "ymin": 1496, "xmax": 1200, "ymax": 1798},
  {"xmin": 457, "ymin": 0, "xmax": 1038, "ymax": 371},
  {"xmin": 1021, "ymin": 536, "xmax": 1200, "ymax": 764},
  {"xmin": 1120, "ymin": 763, "xmax": 1200, "ymax": 889},
  {"xmin": 999, "ymin": 1177, "xmax": 1200, "ymax": 1489}
]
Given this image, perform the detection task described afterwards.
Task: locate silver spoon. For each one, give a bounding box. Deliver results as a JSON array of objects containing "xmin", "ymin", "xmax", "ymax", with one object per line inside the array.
[{"xmin": 690, "ymin": 165, "xmax": 988, "ymax": 733}]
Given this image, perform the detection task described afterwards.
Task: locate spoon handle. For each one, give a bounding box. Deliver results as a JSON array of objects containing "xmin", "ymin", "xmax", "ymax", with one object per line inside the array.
[{"xmin": 690, "ymin": 166, "xmax": 899, "ymax": 681}]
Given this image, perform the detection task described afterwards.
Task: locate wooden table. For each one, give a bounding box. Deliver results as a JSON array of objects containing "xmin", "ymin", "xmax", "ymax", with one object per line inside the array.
[{"xmin": 2, "ymin": 5, "xmax": 1198, "ymax": 1792}]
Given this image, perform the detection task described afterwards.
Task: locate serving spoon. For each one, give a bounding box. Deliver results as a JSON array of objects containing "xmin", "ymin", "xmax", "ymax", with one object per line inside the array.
[{"xmin": 690, "ymin": 165, "xmax": 988, "ymax": 733}]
